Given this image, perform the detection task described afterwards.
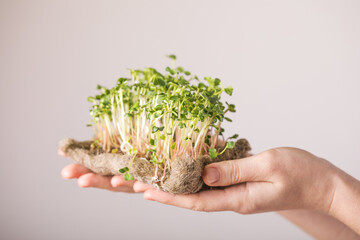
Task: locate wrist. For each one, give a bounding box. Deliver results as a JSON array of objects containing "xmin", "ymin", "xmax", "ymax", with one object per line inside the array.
[
  {"xmin": 306, "ymin": 160, "xmax": 341, "ymax": 213},
  {"xmin": 325, "ymin": 167, "xmax": 360, "ymax": 234},
  {"xmin": 321, "ymin": 166, "xmax": 343, "ymax": 214},
  {"xmin": 327, "ymin": 169, "xmax": 360, "ymax": 215}
]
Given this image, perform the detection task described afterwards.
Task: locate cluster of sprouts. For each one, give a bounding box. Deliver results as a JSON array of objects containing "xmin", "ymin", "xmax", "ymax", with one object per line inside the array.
[{"xmin": 87, "ymin": 55, "xmax": 238, "ymax": 180}]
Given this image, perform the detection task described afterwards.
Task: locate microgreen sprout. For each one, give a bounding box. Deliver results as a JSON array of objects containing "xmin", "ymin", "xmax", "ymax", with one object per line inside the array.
[
  {"xmin": 208, "ymin": 141, "xmax": 235, "ymax": 159},
  {"xmin": 88, "ymin": 55, "xmax": 238, "ymax": 180}
]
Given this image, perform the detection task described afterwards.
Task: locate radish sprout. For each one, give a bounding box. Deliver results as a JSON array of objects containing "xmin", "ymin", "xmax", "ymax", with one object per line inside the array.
[{"xmin": 87, "ymin": 55, "xmax": 238, "ymax": 180}]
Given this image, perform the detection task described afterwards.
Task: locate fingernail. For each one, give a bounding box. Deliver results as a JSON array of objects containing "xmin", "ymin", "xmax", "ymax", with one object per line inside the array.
[{"xmin": 204, "ymin": 167, "xmax": 220, "ymax": 184}]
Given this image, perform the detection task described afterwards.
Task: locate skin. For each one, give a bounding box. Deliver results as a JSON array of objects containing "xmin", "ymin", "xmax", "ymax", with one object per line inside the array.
[
  {"xmin": 59, "ymin": 147, "xmax": 360, "ymax": 238},
  {"xmin": 279, "ymin": 209, "xmax": 360, "ymax": 240},
  {"xmin": 59, "ymin": 150, "xmax": 135, "ymax": 193}
]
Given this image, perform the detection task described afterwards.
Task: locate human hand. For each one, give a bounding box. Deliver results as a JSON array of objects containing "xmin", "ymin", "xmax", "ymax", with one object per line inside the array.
[
  {"xmin": 135, "ymin": 147, "xmax": 339, "ymax": 214},
  {"xmin": 58, "ymin": 149, "xmax": 136, "ymax": 193}
]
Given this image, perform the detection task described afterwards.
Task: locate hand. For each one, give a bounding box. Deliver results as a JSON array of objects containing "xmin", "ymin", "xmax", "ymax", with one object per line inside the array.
[
  {"xmin": 58, "ymin": 149, "xmax": 136, "ymax": 193},
  {"xmin": 136, "ymin": 147, "xmax": 339, "ymax": 214}
]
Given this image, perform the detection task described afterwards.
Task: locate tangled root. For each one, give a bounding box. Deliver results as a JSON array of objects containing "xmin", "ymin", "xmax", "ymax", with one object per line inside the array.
[{"xmin": 59, "ymin": 138, "xmax": 251, "ymax": 194}]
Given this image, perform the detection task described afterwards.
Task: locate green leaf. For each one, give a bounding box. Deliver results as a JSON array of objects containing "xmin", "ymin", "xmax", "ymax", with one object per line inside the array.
[
  {"xmin": 146, "ymin": 91, "xmax": 156, "ymax": 98},
  {"xmin": 150, "ymin": 139, "xmax": 157, "ymax": 146},
  {"xmin": 176, "ymin": 67, "xmax": 184, "ymax": 72},
  {"xmin": 179, "ymin": 78, "xmax": 189, "ymax": 86},
  {"xmin": 124, "ymin": 172, "xmax": 134, "ymax": 181},
  {"xmin": 169, "ymin": 95, "xmax": 179, "ymax": 102},
  {"xmin": 198, "ymin": 82, "xmax": 206, "ymax": 89},
  {"xmin": 129, "ymin": 148, "xmax": 137, "ymax": 155},
  {"xmin": 150, "ymin": 155, "xmax": 158, "ymax": 164},
  {"xmin": 158, "ymin": 126, "xmax": 165, "ymax": 131},
  {"xmin": 219, "ymin": 127, "xmax": 225, "ymax": 135},
  {"xmin": 226, "ymin": 102, "xmax": 236, "ymax": 112},
  {"xmin": 152, "ymin": 126, "xmax": 159, "ymax": 133},
  {"xmin": 214, "ymin": 78, "xmax": 221, "ymax": 86},
  {"xmin": 227, "ymin": 141, "xmax": 235, "ymax": 149},
  {"xmin": 171, "ymin": 142, "xmax": 176, "ymax": 149},
  {"xmin": 117, "ymin": 77, "xmax": 128, "ymax": 85},
  {"xmin": 160, "ymin": 134, "xmax": 165, "ymax": 140},
  {"xmin": 165, "ymin": 66, "xmax": 176, "ymax": 75},
  {"xmin": 209, "ymin": 148, "xmax": 218, "ymax": 159},
  {"xmin": 154, "ymin": 77, "xmax": 166, "ymax": 86},
  {"xmin": 119, "ymin": 167, "xmax": 129, "ymax": 173},
  {"xmin": 224, "ymin": 86, "xmax": 233, "ymax": 96},
  {"xmin": 204, "ymin": 77, "xmax": 214, "ymax": 86},
  {"xmin": 224, "ymin": 117, "xmax": 232, "ymax": 122},
  {"xmin": 229, "ymin": 134, "xmax": 239, "ymax": 139},
  {"xmin": 155, "ymin": 105, "xmax": 162, "ymax": 111},
  {"xmin": 167, "ymin": 54, "xmax": 177, "ymax": 61},
  {"xmin": 156, "ymin": 95, "xmax": 167, "ymax": 104}
]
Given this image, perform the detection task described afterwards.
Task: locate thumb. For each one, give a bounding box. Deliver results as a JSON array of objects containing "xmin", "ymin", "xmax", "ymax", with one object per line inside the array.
[{"xmin": 203, "ymin": 155, "xmax": 267, "ymax": 186}]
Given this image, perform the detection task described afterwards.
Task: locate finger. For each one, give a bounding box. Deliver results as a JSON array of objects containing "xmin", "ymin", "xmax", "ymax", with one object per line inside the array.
[
  {"xmin": 61, "ymin": 164, "xmax": 92, "ymax": 179},
  {"xmin": 78, "ymin": 173, "xmax": 135, "ymax": 193},
  {"xmin": 58, "ymin": 149, "xmax": 66, "ymax": 157},
  {"xmin": 133, "ymin": 181, "xmax": 154, "ymax": 193},
  {"xmin": 203, "ymin": 154, "xmax": 269, "ymax": 187},
  {"xmin": 111, "ymin": 175, "xmax": 135, "ymax": 188},
  {"xmin": 144, "ymin": 184, "xmax": 248, "ymax": 212}
]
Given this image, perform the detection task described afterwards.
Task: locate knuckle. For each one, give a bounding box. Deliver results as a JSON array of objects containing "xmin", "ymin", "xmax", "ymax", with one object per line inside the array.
[
  {"xmin": 191, "ymin": 202, "xmax": 204, "ymax": 212},
  {"xmin": 163, "ymin": 195, "xmax": 174, "ymax": 206},
  {"xmin": 235, "ymin": 193, "xmax": 257, "ymax": 214},
  {"xmin": 262, "ymin": 148, "xmax": 279, "ymax": 161},
  {"xmin": 238, "ymin": 200, "xmax": 259, "ymax": 215},
  {"xmin": 260, "ymin": 149, "xmax": 282, "ymax": 173},
  {"xmin": 226, "ymin": 161, "xmax": 242, "ymax": 184},
  {"xmin": 189, "ymin": 195, "xmax": 207, "ymax": 212}
]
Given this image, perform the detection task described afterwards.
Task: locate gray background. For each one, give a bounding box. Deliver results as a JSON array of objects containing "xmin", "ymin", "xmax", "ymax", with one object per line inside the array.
[{"xmin": 0, "ymin": 0, "xmax": 359, "ymax": 239}]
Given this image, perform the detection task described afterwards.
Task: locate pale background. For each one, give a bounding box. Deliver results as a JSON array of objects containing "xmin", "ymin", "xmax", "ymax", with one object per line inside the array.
[{"xmin": 0, "ymin": 0, "xmax": 359, "ymax": 239}]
